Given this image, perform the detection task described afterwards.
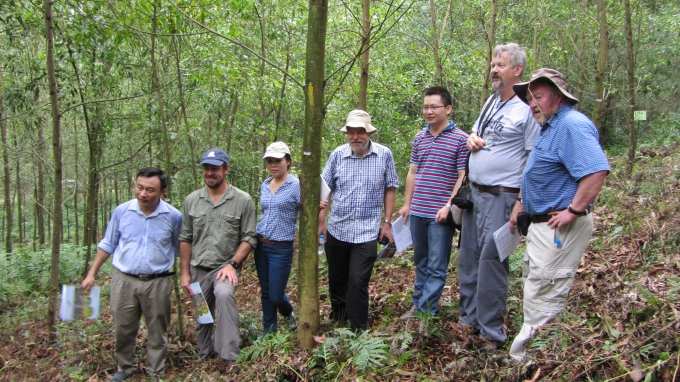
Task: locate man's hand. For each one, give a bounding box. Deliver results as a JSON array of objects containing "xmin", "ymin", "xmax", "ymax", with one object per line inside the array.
[
  {"xmin": 180, "ymin": 271, "xmax": 194, "ymax": 295},
  {"xmin": 319, "ymin": 199, "xmax": 329, "ymax": 209},
  {"xmin": 397, "ymin": 205, "xmax": 410, "ymax": 223},
  {"xmin": 216, "ymin": 264, "xmax": 238, "ymax": 287},
  {"xmin": 547, "ymin": 209, "xmax": 577, "ymax": 230},
  {"xmin": 467, "ymin": 133, "xmax": 486, "ymax": 152},
  {"xmin": 318, "ymin": 221, "xmax": 327, "ymax": 243},
  {"xmin": 380, "ymin": 223, "xmax": 394, "ymax": 244},
  {"xmin": 435, "ymin": 205, "xmax": 449, "ymax": 223},
  {"xmin": 81, "ymin": 275, "xmax": 95, "ymax": 292},
  {"xmin": 509, "ymin": 201, "xmax": 525, "ymax": 234}
]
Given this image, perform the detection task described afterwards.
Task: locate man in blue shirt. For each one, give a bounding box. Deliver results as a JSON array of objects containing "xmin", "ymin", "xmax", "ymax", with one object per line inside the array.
[
  {"xmin": 319, "ymin": 109, "xmax": 399, "ymax": 331},
  {"xmin": 82, "ymin": 167, "xmax": 182, "ymax": 380},
  {"xmin": 508, "ymin": 68, "xmax": 610, "ymax": 361}
]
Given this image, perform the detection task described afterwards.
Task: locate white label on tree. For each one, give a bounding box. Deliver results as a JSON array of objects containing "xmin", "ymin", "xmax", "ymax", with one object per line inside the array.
[{"xmin": 634, "ymin": 111, "xmax": 647, "ymax": 121}]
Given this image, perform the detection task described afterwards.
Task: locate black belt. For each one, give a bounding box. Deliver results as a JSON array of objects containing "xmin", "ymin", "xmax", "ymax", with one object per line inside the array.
[
  {"xmin": 471, "ymin": 182, "xmax": 520, "ymax": 195},
  {"xmin": 122, "ymin": 271, "xmax": 175, "ymax": 281},
  {"xmin": 195, "ymin": 265, "xmax": 217, "ymax": 273},
  {"xmin": 531, "ymin": 207, "xmax": 591, "ymax": 223},
  {"xmin": 258, "ymin": 235, "xmax": 293, "ymax": 245}
]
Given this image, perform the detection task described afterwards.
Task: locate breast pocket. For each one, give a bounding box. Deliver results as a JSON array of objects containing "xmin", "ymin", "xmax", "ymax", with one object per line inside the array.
[{"xmin": 220, "ymin": 214, "xmax": 241, "ymax": 236}]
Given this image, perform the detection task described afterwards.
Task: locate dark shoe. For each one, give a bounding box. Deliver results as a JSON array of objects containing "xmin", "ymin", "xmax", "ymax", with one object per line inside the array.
[
  {"xmin": 286, "ymin": 313, "xmax": 298, "ymax": 331},
  {"xmin": 399, "ymin": 305, "xmax": 417, "ymax": 321},
  {"xmin": 111, "ymin": 371, "xmax": 134, "ymax": 381}
]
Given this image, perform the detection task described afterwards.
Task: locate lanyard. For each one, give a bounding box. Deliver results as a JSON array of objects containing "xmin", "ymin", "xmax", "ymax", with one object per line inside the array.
[{"xmin": 477, "ymin": 94, "xmax": 516, "ymax": 138}]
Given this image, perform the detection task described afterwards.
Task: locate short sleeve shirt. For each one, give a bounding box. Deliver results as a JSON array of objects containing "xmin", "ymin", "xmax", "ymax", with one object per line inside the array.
[
  {"xmin": 521, "ymin": 104, "xmax": 610, "ymax": 215},
  {"xmin": 469, "ymin": 96, "xmax": 541, "ymax": 187},
  {"xmin": 322, "ymin": 142, "xmax": 399, "ymax": 244},
  {"xmin": 256, "ymin": 175, "xmax": 300, "ymax": 242},
  {"xmin": 179, "ymin": 185, "xmax": 257, "ymax": 269},
  {"xmin": 409, "ymin": 121, "xmax": 469, "ymax": 218}
]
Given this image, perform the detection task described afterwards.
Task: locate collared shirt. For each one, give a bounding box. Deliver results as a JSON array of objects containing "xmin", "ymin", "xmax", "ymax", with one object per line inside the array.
[
  {"xmin": 409, "ymin": 121, "xmax": 469, "ymax": 218},
  {"xmin": 522, "ymin": 104, "xmax": 610, "ymax": 215},
  {"xmin": 179, "ymin": 185, "xmax": 257, "ymax": 269},
  {"xmin": 469, "ymin": 95, "xmax": 540, "ymax": 187},
  {"xmin": 322, "ymin": 141, "xmax": 399, "ymax": 244},
  {"xmin": 98, "ymin": 199, "xmax": 182, "ymax": 275},
  {"xmin": 257, "ymin": 174, "xmax": 300, "ymax": 241}
]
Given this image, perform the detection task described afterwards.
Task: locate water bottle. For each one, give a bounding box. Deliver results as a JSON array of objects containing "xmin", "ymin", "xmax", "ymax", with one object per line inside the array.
[
  {"xmin": 554, "ymin": 227, "xmax": 564, "ymax": 249},
  {"xmin": 318, "ymin": 234, "xmax": 325, "ymax": 255}
]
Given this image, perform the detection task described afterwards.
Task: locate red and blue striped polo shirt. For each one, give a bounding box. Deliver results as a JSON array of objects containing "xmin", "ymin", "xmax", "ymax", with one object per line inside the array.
[{"xmin": 409, "ymin": 121, "xmax": 469, "ymax": 218}]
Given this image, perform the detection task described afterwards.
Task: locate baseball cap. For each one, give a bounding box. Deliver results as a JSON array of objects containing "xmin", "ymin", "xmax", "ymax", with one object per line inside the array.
[
  {"xmin": 340, "ymin": 109, "xmax": 377, "ymax": 133},
  {"xmin": 200, "ymin": 148, "xmax": 229, "ymax": 166},
  {"xmin": 263, "ymin": 142, "xmax": 291, "ymax": 159}
]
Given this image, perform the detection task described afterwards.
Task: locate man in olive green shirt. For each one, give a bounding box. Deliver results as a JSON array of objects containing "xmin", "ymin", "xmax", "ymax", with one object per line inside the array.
[{"xmin": 179, "ymin": 148, "xmax": 257, "ymax": 365}]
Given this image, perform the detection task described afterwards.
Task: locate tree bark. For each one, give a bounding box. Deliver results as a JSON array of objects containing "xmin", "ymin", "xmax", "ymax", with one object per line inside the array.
[
  {"xmin": 14, "ymin": 134, "xmax": 23, "ymax": 246},
  {"xmin": 428, "ymin": 0, "xmax": 443, "ymax": 87},
  {"xmin": 0, "ymin": 71, "xmax": 12, "ymax": 254},
  {"xmin": 298, "ymin": 0, "xmax": 327, "ymax": 349},
  {"xmin": 624, "ymin": 0, "xmax": 636, "ymax": 174},
  {"xmin": 481, "ymin": 0, "xmax": 497, "ymax": 106},
  {"xmin": 44, "ymin": 0, "xmax": 64, "ymax": 342},
  {"xmin": 358, "ymin": 0, "xmax": 371, "ymax": 110},
  {"xmin": 37, "ymin": 121, "xmax": 46, "ymax": 246},
  {"xmin": 592, "ymin": 0, "xmax": 609, "ymax": 145}
]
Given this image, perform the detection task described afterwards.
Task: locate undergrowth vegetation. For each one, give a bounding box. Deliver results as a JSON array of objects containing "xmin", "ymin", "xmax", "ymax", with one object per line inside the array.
[{"xmin": 0, "ymin": 144, "xmax": 678, "ymax": 381}]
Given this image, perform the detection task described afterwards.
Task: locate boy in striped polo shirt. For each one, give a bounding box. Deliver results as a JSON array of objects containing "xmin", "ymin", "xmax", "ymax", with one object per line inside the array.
[{"xmin": 398, "ymin": 87, "xmax": 469, "ymax": 319}]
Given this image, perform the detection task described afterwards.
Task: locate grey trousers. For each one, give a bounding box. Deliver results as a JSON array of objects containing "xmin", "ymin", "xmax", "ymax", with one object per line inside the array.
[
  {"xmin": 191, "ymin": 265, "xmax": 240, "ymax": 361},
  {"xmin": 110, "ymin": 269, "xmax": 172, "ymax": 375},
  {"xmin": 458, "ymin": 187, "xmax": 516, "ymax": 344}
]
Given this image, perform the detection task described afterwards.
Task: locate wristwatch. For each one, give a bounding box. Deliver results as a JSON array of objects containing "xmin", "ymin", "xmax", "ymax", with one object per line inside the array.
[
  {"xmin": 383, "ymin": 219, "xmax": 391, "ymax": 224},
  {"xmin": 226, "ymin": 259, "xmax": 240, "ymax": 269},
  {"xmin": 567, "ymin": 204, "xmax": 587, "ymax": 216}
]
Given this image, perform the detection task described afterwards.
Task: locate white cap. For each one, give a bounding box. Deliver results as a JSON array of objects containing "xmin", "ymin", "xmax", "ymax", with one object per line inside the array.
[{"xmin": 263, "ymin": 141, "xmax": 291, "ymax": 159}]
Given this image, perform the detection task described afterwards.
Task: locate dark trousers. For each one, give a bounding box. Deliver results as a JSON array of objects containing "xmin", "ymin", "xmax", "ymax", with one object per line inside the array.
[{"xmin": 325, "ymin": 232, "xmax": 377, "ymax": 330}]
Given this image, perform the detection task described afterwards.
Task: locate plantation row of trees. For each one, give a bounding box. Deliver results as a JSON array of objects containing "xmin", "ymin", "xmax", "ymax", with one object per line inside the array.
[{"xmin": 1, "ymin": 0, "xmax": 678, "ymax": 339}]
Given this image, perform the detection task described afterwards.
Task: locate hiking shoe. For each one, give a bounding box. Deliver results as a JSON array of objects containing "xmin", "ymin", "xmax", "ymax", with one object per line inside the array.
[
  {"xmin": 399, "ymin": 305, "xmax": 417, "ymax": 321},
  {"xmin": 287, "ymin": 313, "xmax": 298, "ymax": 331},
  {"xmin": 111, "ymin": 371, "xmax": 134, "ymax": 381}
]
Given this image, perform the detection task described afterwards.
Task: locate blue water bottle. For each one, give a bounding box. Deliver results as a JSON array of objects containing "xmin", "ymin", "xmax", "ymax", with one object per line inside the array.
[
  {"xmin": 318, "ymin": 234, "xmax": 325, "ymax": 255},
  {"xmin": 554, "ymin": 228, "xmax": 564, "ymax": 249}
]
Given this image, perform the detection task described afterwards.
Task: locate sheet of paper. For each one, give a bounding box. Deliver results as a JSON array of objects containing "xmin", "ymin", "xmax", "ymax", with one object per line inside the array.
[
  {"xmin": 320, "ymin": 176, "xmax": 331, "ymax": 201},
  {"xmin": 59, "ymin": 285, "xmax": 100, "ymax": 321},
  {"xmin": 391, "ymin": 216, "xmax": 413, "ymax": 254},
  {"xmin": 493, "ymin": 222, "xmax": 523, "ymax": 262},
  {"xmin": 190, "ymin": 282, "xmax": 214, "ymax": 324}
]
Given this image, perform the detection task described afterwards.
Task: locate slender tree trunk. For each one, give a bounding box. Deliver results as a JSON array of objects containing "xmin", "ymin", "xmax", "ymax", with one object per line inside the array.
[
  {"xmin": 531, "ymin": 0, "xmax": 539, "ymax": 72},
  {"xmin": 481, "ymin": 0, "xmax": 497, "ymax": 106},
  {"xmin": 0, "ymin": 72, "xmax": 12, "ymax": 254},
  {"xmin": 574, "ymin": 0, "xmax": 588, "ymax": 109},
  {"xmin": 171, "ymin": 35, "xmax": 199, "ymax": 189},
  {"xmin": 592, "ymin": 0, "xmax": 608, "ymax": 145},
  {"xmin": 358, "ymin": 0, "xmax": 371, "ymax": 110},
  {"xmin": 624, "ymin": 0, "xmax": 636, "ymax": 174},
  {"xmin": 428, "ymin": 0, "xmax": 443, "ymax": 87},
  {"xmin": 74, "ymin": 122, "xmax": 79, "ymax": 245},
  {"xmin": 14, "ymin": 135, "xmax": 23, "ymax": 246},
  {"xmin": 44, "ymin": 0, "xmax": 63, "ymax": 342},
  {"xmin": 37, "ymin": 124, "xmax": 46, "ymax": 246},
  {"xmin": 299, "ymin": 0, "xmax": 327, "ymax": 349}
]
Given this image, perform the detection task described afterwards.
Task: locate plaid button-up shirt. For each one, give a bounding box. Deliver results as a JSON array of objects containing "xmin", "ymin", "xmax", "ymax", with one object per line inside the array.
[{"xmin": 322, "ymin": 142, "xmax": 399, "ymax": 244}]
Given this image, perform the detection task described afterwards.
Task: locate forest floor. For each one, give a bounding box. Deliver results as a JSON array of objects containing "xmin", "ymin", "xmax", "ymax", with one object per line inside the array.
[{"xmin": 1, "ymin": 143, "xmax": 679, "ymax": 381}]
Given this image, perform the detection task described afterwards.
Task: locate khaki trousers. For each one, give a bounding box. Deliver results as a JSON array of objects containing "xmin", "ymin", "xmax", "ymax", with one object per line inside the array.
[
  {"xmin": 110, "ymin": 270, "xmax": 172, "ymax": 375},
  {"xmin": 191, "ymin": 265, "xmax": 240, "ymax": 361},
  {"xmin": 510, "ymin": 214, "xmax": 593, "ymax": 361}
]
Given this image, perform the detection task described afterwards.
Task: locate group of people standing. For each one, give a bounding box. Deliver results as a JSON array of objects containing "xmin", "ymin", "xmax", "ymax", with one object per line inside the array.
[{"xmin": 80, "ymin": 41, "xmax": 609, "ymax": 380}]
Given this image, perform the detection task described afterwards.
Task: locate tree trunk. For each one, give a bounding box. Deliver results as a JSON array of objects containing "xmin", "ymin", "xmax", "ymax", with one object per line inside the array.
[
  {"xmin": 298, "ymin": 0, "xmax": 327, "ymax": 349},
  {"xmin": 592, "ymin": 0, "xmax": 608, "ymax": 145},
  {"xmin": 428, "ymin": 0, "xmax": 443, "ymax": 87},
  {"xmin": 14, "ymin": 134, "xmax": 23, "ymax": 246},
  {"xmin": 574, "ymin": 0, "xmax": 588, "ymax": 109},
  {"xmin": 0, "ymin": 72, "xmax": 12, "ymax": 254},
  {"xmin": 358, "ymin": 0, "xmax": 371, "ymax": 110},
  {"xmin": 481, "ymin": 0, "xmax": 497, "ymax": 106},
  {"xmin": 624, "ymin": 0, "xmax": 636, "ymax": 174},
  {"xmin": 44, "ymin": 0, "xmax": 63, "ymax": 342},
  {"xmin": 37, "ymin": 123, "xmax": 46, "ymax": 246}
]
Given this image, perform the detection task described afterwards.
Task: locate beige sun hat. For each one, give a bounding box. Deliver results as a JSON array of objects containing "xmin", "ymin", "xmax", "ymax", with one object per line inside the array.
[
  {"xmin": 339, "ymin": 109, "xmax": 377, "ymax": 133},
  {"xmin": 263, "ymin": 141, "xmax": 291, "ymax": 159},
  {"xmin": 513, "ymin": 68, "xmax": 579, "ymax": 105}
]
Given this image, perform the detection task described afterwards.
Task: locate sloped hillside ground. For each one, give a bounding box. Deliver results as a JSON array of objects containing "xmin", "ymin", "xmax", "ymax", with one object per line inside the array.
[{"xmin": 0, "ymin": 144, "xmax": 678, "ymax": 381}]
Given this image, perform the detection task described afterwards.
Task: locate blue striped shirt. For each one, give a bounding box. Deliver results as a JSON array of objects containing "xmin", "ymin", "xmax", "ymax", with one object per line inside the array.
[
  {"xmin": 322, "ymin": 142, "xmax": 399, "ymax": 244},
  {"xmin": 256, "ymin": 175, "xmax": 300, "ymax": 241},
  {"xmin": 409, "ymin": 121, "xmax": 469, "ymax": 218},
  {"xmin": 522, "ymin": 104, "xmax": 610, "ymax": 215},
  {"xmin": 98, "ymin": 199, "xmax": 182, "ymax": 275}
]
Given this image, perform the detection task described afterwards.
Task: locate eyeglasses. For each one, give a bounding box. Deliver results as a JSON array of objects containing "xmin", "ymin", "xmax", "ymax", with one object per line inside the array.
[{"xmin": 422, "ymin": 105, "xmax": 446, "ymax": 112}]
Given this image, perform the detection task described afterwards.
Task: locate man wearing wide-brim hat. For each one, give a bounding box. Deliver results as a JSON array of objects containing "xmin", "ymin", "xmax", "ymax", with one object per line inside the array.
[
  {"xmin": 318, "ymin": 109, "xmax": 399, "ymax": 331},
  {"xmin": 508, "ymin": 68, "xmax": 610, "ymax": 361}
]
